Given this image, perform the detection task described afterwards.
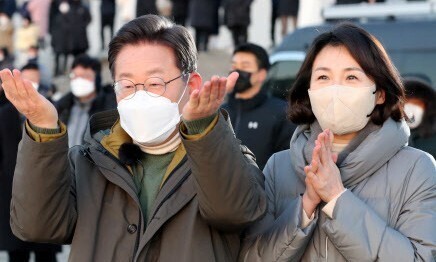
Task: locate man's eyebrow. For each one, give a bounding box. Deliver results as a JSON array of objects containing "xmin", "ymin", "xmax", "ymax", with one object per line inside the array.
[{"xmin": 117, "ymin": 68, "xmax": 166, "ymax": 79}]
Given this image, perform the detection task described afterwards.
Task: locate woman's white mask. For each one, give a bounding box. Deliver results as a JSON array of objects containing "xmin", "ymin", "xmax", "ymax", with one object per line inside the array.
[{"xmin": 308, "ymin": 84, "xmax": 377, "ymax": 135}]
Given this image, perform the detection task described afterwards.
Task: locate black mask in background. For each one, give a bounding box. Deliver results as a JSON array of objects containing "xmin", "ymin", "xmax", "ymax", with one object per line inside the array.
[{"xmin": 233, "ymin": 70, "xmax": 252, "ymax": 93}]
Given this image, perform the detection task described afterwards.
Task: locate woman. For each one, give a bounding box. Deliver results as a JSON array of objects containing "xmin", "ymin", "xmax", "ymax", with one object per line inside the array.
[
  {"xmin": 240, "ymin": 23, "xmax": 436, "ymax": 261},
  {"xmin": 403, "ymin": 78, "xmax": 436, "ymax": 158}
]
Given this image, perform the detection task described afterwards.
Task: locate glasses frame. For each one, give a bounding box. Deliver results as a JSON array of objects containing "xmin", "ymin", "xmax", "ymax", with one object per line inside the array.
[{"xmin": 113, "ymin": 72, "xmax": 188, "ymax": 99}]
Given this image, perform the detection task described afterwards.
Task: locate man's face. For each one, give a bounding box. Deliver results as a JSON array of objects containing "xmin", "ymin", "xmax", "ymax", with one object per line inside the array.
[
  {"xmin": 21, "ymin": 69, "xmax": 40, "ymax": 85},
  {"xmin": 70, "ymin": 66, "xmax": 96, "ymax": 82},
  {"xmin": 114, "ymin": 43, "xmax": 190, "ymax": 111},
  {"xmin": 231, "ymin": 52, "xmax": 265, "ymax": 88}
]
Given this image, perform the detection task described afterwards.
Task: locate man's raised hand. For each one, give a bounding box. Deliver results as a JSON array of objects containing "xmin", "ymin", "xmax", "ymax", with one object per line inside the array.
[{"xmin": 0, "ymin": 69, "xmax": 58, "ymax": 128}]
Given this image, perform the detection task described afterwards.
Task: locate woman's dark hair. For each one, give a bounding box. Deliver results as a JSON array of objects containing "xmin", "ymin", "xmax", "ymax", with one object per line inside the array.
[
  {"xmin": 403, "ymin": 77, "xmax": 436, "ymax": 137},
  {"xmin": 108, "ymin": 14, "xmax": 197, "ymax": 78},
  {"xmin": 288, "ymin": 22, "xmax": 406, "ymax": 125}
]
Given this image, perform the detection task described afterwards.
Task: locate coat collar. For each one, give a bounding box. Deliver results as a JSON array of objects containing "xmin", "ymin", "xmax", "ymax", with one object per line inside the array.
[{"xmin": 290, "ymin": 118, "xmax": 410, "ymax": 188}]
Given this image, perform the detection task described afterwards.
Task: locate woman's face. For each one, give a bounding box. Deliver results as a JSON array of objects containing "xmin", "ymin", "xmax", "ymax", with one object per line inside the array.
[{"xmin": 310, "ymin": 45, "xmax": 375, "ymax": 90}]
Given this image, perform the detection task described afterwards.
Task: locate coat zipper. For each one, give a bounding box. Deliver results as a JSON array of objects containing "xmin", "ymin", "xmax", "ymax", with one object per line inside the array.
[
  {"xmin": 234, "ymin": 102, "xmax": 242, "ymax": 136},
  {"xmin": 325, "ymin": 236, "xmax": 329, "ymax": 261}
]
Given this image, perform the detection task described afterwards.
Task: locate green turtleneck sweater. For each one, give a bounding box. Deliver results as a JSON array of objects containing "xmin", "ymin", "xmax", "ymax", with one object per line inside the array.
[{"xmin": 131, "ymin": 113, "xmax": 217, "ymax": 223}]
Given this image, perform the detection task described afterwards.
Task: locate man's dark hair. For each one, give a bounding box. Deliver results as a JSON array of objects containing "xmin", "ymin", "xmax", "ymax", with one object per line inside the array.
[
  {"xmin": 21, "ymin": 62, "xmax": 39, "ymax": 71},
  {"xmin": 403, "ymin": 77, "xmax": 436, "ymax": 137},
  {"xmin": 288, "ymin": 22, "xmax": 406, "ymax": 126},
  {"xmin": 233, "ymin": 43, "xmax": 271, "ymax": 71},
  {"xmin": 108, "ymin": 14, "xmax": 197, "ymax": 78},
  {"xmin": 72, "ymin": 54, "xmax": 101, "ymax": 74}
]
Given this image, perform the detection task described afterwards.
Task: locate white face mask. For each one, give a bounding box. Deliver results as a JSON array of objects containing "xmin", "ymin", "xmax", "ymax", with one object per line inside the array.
[
  {"xmin": 404, "ymin": 103, "xmax": 424, "ymax": 129},
  {"xmin": 308, "ymin": 84, "xmax": 377, "ymax": 135},
  {"xmin": 31, "ymin": 81, "xmax": 39, "ymax": 91},
  {"xmin": 59, "ymin": 2, "xmax": 70, "ymax": 14},
  {"xmin": 117, "ymin": 83, "xmax": 188, "ymax": 146},
  {"xmin": 70, "ymin": 77, "xmax": 95, "ymax": 98}
]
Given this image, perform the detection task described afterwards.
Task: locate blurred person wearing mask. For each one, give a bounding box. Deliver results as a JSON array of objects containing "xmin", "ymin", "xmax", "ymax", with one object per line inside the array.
[
  {"xmin": 0, "ymin": 69, "xmax": 61, "ymax": 262},
  {"xmin": 240, "ymin": 23, "xmax": 436, "ymax": 261},
  {"xmin": 0, "ymin": 12, "xmax": 13, "ymax": 53},
  {"xmin": 21, "ymin": 62, "xmax": 54, "ymax": 100},
  {"xmin": 55, "ymin": 54, "xmax": 116, "ymax": 147},
  {"xmin": 0, "ymin": 14, "xmax": 266, "ymax": 261},
  {"xmin": 403, "ymin": 78, "xmax": 436, "ymax": 158},
  {"xmin": 222, "ymin": 43, "xmax": 296, "ymax": 169}
]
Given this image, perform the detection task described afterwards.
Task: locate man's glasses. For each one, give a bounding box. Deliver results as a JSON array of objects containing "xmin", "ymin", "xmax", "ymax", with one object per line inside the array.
[{"xmin": 113, "ymin": 73, "xmax": 187, "ymax": 99}]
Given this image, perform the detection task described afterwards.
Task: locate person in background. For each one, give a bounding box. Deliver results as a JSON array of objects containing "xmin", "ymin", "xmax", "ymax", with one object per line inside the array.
[
  {"xmin": 0, "ymin": 73, "xmax": 61, "ymax": 262},
  {"xmin": 100, "ymin": 0, "xmax": 115, "ymax": 51},
  {"xmin": 223, "ymin": 0, "xmax": 253, "ymax": 48},
  {"xmin": 27, "ymin": 0, "xmax": 52, "ymax": 48},
  {"xmin": 49, "ymin": 0, "xmax": 91, "ymax": 76},
  {"xmin": 240, "ymin": 22, "xmax": 436, "ymax": 261},
  {"xmin": 270, "ymin": 0, "xmax": 279, "ymax": 47},
  {"xmin": 21, "ymin": 62, "xmax": 54, "ymax": 100},
  {"xmin": 15, "ymin": 14, "xmax": 39, "ymax": 68},
  {"xmin": 1, "ymin": 14, "xmax": 266, "ymax": 261},
  {"xmin": 55, "ymin": 54, "xmax": 116, "ymax": 147},
  {"xmin": 0, "ymin": 0, "xmax": 16, "ymax": 18},
  {"xmin": 278, "ymin": 0, "xmax": 299, "ymax": 36},
  {"xmin": 170, "ymin": 0, "xmax": 190, "ymax": 26},
  {"xmin": 189, "ymin": 0, "xmax": 220, "ymax": 52},
  {"xmin": 0, "ymin": 12, "xmax": 14, "ymax": 53},
  {"xmin": 403, "ymin": 77, "xmax": 436, "ymax": 158},
  {"xmin": 0, "ymin": 47, "xmax": 14, "ymax": 70},
  {"xmin": 222, "ymin": 43, "xmax": 296, "ymax": 169}
]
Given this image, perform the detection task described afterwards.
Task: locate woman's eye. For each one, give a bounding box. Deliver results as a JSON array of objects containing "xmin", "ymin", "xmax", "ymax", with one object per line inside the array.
[
  {"xmin": 347, "ymin": 75, "xmax": 358, "ymax": 80},
  {"xmin": 317, "ymin": 75, "xmax": 328, "ymax": 80}
]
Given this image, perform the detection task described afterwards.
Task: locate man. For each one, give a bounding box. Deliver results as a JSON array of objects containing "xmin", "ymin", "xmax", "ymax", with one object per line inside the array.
[
  {"xmin": 222, "ymin": 43, "xmax": 296, "ymax": 169},
  {"xmin": 1, "ymin": 15, "xmax": 266, "ymax": 261},
  {"xmin": 223, "ymin": 0, "xmax": 253, "ymax": 48},
  {"xmin": 21, "ymin": 62, "xmax": 53, "ymax": 99},
  {"xmin": 55, "ymin": 54, "xmax": 116, "ymax": 147}
]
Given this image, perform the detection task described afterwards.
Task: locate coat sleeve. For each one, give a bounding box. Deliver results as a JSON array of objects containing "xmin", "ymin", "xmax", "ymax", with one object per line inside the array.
[
  {"xmin": 181, "ymin": 110, "xmax": 267, "ymax": 231},
  {"xmin": 323, "ymin": 154, "xmax": 436, "ymax": 261},
  {"xmin": 240, "ymin": 154, "xmax": 318, "ymax": 262},
  {"xmin": 10, "ymin": 129, "xmax": 77, "ymax": 244}
]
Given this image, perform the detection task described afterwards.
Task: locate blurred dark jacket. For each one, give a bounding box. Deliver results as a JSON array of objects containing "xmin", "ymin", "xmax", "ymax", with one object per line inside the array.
[
  {"xmin": 0, "ymin": 102, "xmax": 61, "ymax": 253},
  {"xmin": 49, "ymin": 0, "xmax": 91, "ymax": 54},
  {"xmin": 223, "ymin": 0, "xmax": 253, "ymax": 27},
  {"xmin": 136, "ymin": 0, "xmax": 157, "ymax": 17},
  {"xmin": 189, "ymin": 0, "xmax": 220, "ymax": 32},
  {"xmin": 0, "ymin": 0, "xmax": 16, "ymax": 17},
  {"xmin": 221, "ymin": 88, "xmax": 297, "ymax": 169}
]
